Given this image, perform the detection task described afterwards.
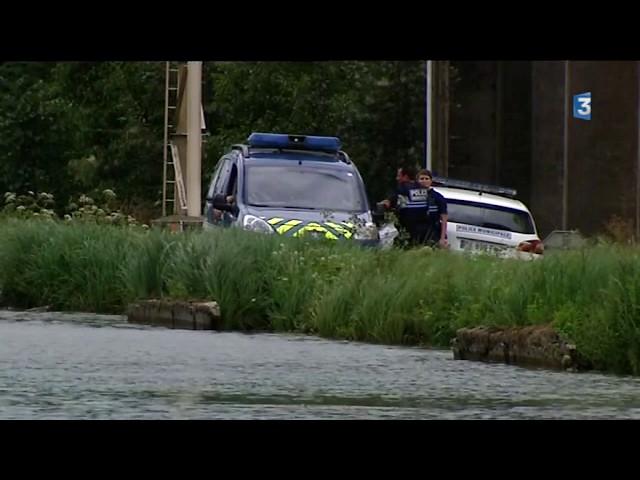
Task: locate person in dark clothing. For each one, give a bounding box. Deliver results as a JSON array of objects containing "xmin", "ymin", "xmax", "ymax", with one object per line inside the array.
[
  {"xmin": 417, "ymin": 169, "xmax": 448, "ymax": 248},
  {"xmin": 381, "ymin": 166, "xmax": 432, "ymax": 246}
]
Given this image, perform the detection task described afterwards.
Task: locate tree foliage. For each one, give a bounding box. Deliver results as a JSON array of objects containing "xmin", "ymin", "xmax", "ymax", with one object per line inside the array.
[{"xmin": 0, "ymin": 61, "xmax": 428, "ymax": 216}]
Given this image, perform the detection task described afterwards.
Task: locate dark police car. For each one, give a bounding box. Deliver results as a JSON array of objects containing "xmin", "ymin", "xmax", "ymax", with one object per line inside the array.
[{"xmin": 204, "ymin": 133, "xmax": 380, "ymax": 245}]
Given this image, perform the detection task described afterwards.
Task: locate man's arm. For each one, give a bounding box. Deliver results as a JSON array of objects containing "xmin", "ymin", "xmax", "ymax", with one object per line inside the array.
[
  {"xmin": 439, "ymin": 213, "xmax": 448, "ymax": 246},
  {"xmin": 437, "ymin": 193, "xmax": 448, "ymax": 247},
  {"xmin": 381, "ymin": 187, "xmax": 399, "ymax": 210},
  {"xmin": 212, "ymin": 193, "xmax": 235, "ymax": 205}
]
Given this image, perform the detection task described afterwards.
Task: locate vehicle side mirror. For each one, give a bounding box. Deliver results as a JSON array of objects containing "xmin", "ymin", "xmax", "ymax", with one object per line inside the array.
[{"xmin": 211, "ymin": 194, "xmax": 234, "ymax": 212}]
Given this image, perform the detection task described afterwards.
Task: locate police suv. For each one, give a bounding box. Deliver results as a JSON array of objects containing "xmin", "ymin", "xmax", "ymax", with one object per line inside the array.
[
  {"xmin": 432, "ymin": 177, "xmax": 543, "ymax": 259},
  {"xmin": 204, "ymin": 133, "xmax": 379, "ymax": 245}
]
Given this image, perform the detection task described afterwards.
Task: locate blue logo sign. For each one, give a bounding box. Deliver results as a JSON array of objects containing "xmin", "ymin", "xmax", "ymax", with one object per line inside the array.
[{"xmin": 573, "ymin": 92, "xmax": 591, "ymax": 120}]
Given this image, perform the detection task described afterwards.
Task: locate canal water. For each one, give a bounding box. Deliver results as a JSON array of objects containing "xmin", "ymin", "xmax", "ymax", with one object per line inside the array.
[{"xmin": 2, "ymin": 310, "xmax": 640, "ymax": 419}]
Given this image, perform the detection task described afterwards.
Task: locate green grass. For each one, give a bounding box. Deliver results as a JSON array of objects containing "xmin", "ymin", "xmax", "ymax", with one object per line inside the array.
[
  {"xmin": 0, "ymin": 220, "xmax": 133, "ymax": 311},
  {"xmin": 2, "ymin": 218, "xmax": 640, "ymax": 374}
]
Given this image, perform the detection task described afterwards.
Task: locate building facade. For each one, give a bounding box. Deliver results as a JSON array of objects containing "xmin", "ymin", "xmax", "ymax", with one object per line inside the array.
[{"xmin": 443, "ymin": 61, "xmax": 640, "ymax": 239}]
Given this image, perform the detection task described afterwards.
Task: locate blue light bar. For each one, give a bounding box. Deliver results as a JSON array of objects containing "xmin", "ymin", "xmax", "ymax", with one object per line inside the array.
[{"xmin": 247, "ymin": 133, "xmax": 341, "ymax": 153}]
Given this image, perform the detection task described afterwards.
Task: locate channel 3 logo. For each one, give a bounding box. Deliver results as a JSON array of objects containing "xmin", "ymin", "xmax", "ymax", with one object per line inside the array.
[{"xmin": 573, "ymin": 92, "xmax": 591, "ymax": 121}]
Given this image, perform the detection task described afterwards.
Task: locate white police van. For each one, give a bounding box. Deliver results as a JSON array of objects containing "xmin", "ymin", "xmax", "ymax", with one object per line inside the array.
[{"xmin": 432, "ymin": 177, "xmax": 543, "ymax": 259}]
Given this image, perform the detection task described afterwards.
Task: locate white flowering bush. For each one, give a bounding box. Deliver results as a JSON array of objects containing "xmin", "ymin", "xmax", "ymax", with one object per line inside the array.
[
  {"xmin": 2, "ymin": 191, "xmax": 57, "ymax": 220},
  {"xmin": 66, "ymin": 190, "xmax": 140, "ymax": 227},
  {"xmin": 2, "ymin": 189, "xmax": 146, "ymax": 228}
]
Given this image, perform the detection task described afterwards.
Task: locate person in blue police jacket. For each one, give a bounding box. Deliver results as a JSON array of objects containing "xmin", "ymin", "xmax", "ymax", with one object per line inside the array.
[
  {"xmin": 417, "ymin": 169, "xmax": 448, "ymax": 248},
  {"xmin": 381, "ymin": 165, "xmax": 434, "ymax": 246}
]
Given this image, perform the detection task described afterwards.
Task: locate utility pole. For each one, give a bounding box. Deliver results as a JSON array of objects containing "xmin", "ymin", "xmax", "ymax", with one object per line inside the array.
[
  {"xmin": 426, "ymin": 60, "xmax": 433, "ymax": 171},
  {"xmin": 562, "ymin": 60, "xmax": 570, "ymax": 230},
  {"xmin": 156, "ymin": 61, "xmax": 206, "ymax": 230},
  {"xmin": 186, "ymin": 61, "xmax": 202, "ymax": 218}
]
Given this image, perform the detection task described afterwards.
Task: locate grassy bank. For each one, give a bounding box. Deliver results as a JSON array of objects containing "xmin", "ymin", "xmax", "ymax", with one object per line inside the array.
[{"xmin": 1, "ymin": 219, "xmax": 640, "ymax": 375}]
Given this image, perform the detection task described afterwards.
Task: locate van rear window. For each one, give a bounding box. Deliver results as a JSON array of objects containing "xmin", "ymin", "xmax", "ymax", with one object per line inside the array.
[{"xmin": 447, "ymin": 199, "xmax": 535, "ymax": 234}]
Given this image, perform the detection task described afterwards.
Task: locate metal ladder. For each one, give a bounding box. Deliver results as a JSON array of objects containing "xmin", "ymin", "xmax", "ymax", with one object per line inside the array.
[{"xmin": 162, "ymin": 61, "xmax": 188, "ymax": 217}]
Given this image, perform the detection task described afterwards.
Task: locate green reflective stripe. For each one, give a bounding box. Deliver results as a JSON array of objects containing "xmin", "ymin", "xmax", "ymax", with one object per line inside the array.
[
  {"xmin": 276, "ymin": 219, "xmax": 302, "ymax": 235},
  {"xmin": 324, "ymin": 221, "xmax": 353, "ymax": 239},
  {"xmin": 340, "ymin": 221, "xmax": 355, "ymax": 238},
  {"xmin": 324, "ymin": 221, "xmax": 344, "ymax": 231},
  {"xmin": 277, "ymin": 224, "xmax": 294, "ymax": 234},
  {"xmin": 293, "ymin": 224, "xmax": 338, "ymax": 240},
  {"xmin": 292, "ymin": 223, "xmax": 325, "ymax": 237},
  {"xmin": 271, "ymin": 218, "xmax": 355, "ymax": 240},
  {"xmin": 321, "ymin": 223, "xmax": 343, "ymax": 239}
]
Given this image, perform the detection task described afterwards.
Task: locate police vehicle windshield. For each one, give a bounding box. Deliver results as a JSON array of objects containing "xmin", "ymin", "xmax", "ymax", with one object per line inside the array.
[
  {"xmin": 447, "ymin": 200, "xmax": 535, "ymax": 234},
  {"xmin": 245, "ymin": 164, "xmax": 366, "ymax": 212}
]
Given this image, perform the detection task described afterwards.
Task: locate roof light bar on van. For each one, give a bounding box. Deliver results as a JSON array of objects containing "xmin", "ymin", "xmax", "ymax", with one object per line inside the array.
[
  {"xmin": 247, "ymin": 133, "xmax": 341, "ymax": 153},
  {"xmin": 432, "ymin": 176, "xmax": 518, "ymax": 198}
]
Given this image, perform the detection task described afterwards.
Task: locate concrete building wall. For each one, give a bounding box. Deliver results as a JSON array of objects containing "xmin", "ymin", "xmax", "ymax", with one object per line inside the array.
[{"xmin": 449, "ymin": 60, "xmax": 640, "ymax": 239}]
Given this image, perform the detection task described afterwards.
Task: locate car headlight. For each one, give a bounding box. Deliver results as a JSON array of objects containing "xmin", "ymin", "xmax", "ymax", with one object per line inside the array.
[
  {"xmin": 242, "ymin": 215, "xmax": 275, "ymax": 234},
  {"xmin": 354, "ymin": 222, "xmax": 379, "ymax": 241}
]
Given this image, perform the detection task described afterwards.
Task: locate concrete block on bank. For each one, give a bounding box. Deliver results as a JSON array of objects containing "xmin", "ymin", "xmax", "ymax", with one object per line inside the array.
[
  {"xmin": 451, "ymin": 325, "xmax": 590, "ymax": 371},
  {"xmin": 193, "ymin": 302, "xmax": 222, "ymax": 330},
  {"xmin": 173, "ymin": 301, "xmax": 195, "ymax": 329},
  {"xmin": 126, "ymin": 300, "xmax": 221, "ymax": 331}
]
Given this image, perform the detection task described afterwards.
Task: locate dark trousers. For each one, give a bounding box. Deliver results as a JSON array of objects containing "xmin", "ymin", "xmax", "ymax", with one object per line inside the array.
[{"xmin": 407, "ymin": 223, "xmax": 440, "ymax": 247}]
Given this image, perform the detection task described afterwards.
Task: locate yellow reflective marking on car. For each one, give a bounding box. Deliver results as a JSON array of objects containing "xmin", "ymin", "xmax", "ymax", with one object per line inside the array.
[
  {"xmin": 292, "ymin": 223, "xmax": 338, "ymax": 240},
  {"xmin": 276, "ymin": 219, "xmax": 302, "ymax": 234},
  {"xmin": 267, "ymin": 217, "xmax": 285, "ymax": 226},
  {"xmin": 323, "ymin": 230, "xmax": 339, "ymax": 240},
  {"xmin": 324, "ymin": 221, "xmax": 354, "ymax": 239},
  {"xmin": 292, "ymin": 223, "xmax": 324, "ymax": 236},
  {"xmin": 269, "ymin": 219, "xmax": 356, "ymax": 240}
]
